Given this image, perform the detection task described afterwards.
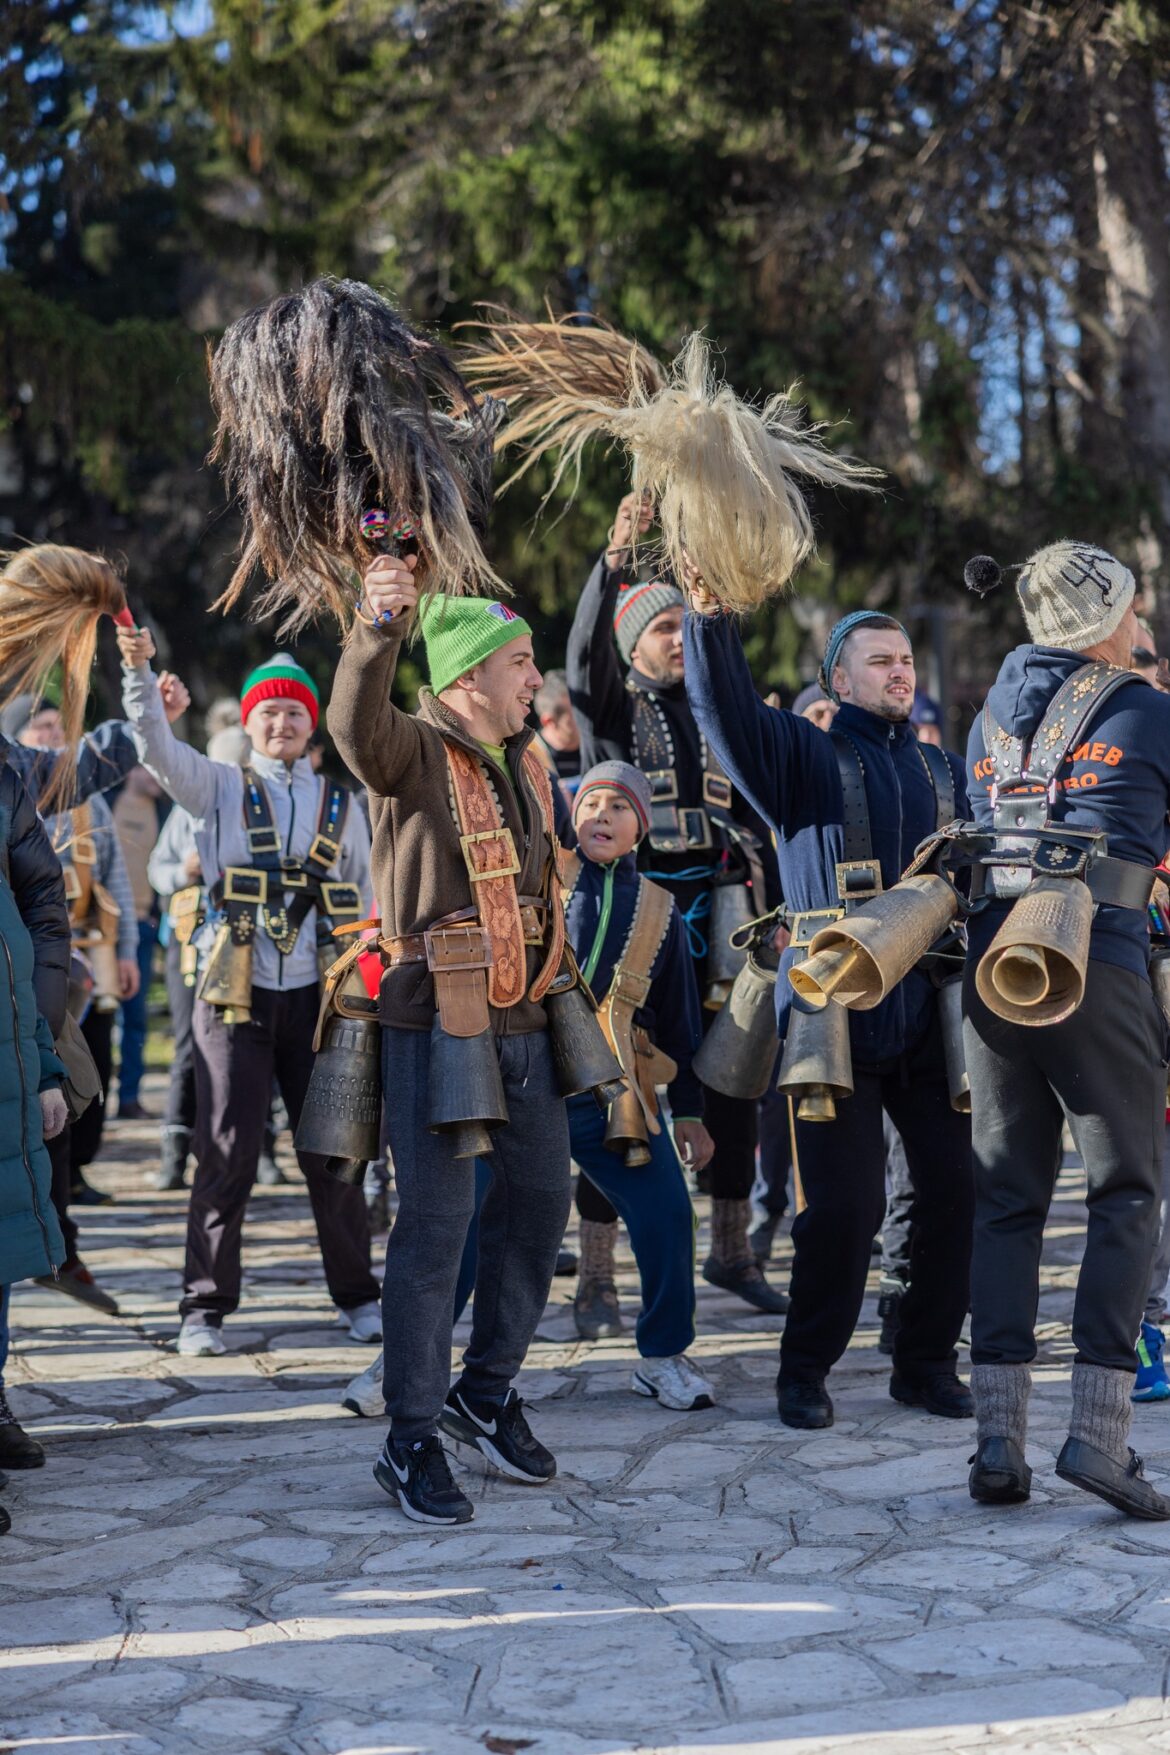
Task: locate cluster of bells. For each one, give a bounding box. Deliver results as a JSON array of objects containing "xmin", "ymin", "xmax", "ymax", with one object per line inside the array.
[{"xmin": 293, "ymin": 847, "xmax": 1144, "ymax": 1177}]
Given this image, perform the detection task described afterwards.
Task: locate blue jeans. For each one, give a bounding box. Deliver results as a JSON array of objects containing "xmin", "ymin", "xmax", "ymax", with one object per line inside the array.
[
  {"xmin": 118, "ymin": 918, "xmax": 157, "ymax": 1104},
  {"xmin": 566, "ymin": 1093, "xmax": 696, "ymax": 1357},
  {"xmin": 454, "ymin": 1105, "xmax": 696, "ymax": 1358},
  {"xmin": 0, "ymin": 1284, "xmax": 10, "ymax": 1389}
]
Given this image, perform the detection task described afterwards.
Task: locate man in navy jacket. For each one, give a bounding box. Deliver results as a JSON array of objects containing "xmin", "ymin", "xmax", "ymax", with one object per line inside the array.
[
  {"xmin": 963, "ymin": 541, "xmax": 1170, "ymax": 1520},
  {"xmin": 684, "ymin": 598, "xmax": 974, "ymax": 1431}
]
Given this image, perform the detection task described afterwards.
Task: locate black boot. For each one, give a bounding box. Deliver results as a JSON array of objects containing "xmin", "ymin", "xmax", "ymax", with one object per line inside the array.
[
  {"xmin": 153, "ymin": 1126, "xmax": 191, "ymax": 1192},
  {"xmin": 969, "ymin": 1437, "xmax": 1031, "ymax": 1505},
  {"xmin": 778, "ymin": 1378, "xmax": 833, "ymax": 1429},
  {"xmin": 890, "ymin": 1371, "xmax": 974, "ymax": 1419},
  {"xmin": 0, "ymin": 1391, "xmax": 44, "ymax": 1469},
  {"xmin": 1056, "ymin": 1439, "xmax": 1170, "ymax": 1521}
]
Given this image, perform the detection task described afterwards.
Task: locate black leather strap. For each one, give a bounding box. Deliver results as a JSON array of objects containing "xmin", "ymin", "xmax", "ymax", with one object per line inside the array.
[
  {"xmin": 1088, "ymin": 856, "xmax": 1156, "ymax": 910},
  {"xmin": 917, "ymin": 740, "xmax": 955, "ymax": 830},
  {"xmin": 829, "ymin": 731, "xmax": 872, "ymax": 864}
]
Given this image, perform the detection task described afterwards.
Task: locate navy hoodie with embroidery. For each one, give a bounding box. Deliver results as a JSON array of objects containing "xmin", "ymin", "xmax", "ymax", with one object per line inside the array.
[
  {"xmin": 683, "ymin": 612, "xmax": 968, "ymax": 1064},
  {"xmin": 967, "ymin": 643, "xmax": 1170, "ymax": 981},
  {"xmin": 566, "ymin": 851, "xmax": 704, "ymax": 1118}
]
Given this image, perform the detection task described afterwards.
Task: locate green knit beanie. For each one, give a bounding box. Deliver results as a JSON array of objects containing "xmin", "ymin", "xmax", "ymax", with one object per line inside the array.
[
  {"xmin": 240, "ymin": 653, "xmax": 320, "ymax": 728},
  {"xmin": 419, "ymin": 596, "xmax": 534, "ymax": 696}
]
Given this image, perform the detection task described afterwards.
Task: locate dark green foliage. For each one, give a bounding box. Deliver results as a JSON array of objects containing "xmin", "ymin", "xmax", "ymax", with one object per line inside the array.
[{"xmin": 2, "ymin": 0, "xmax": 1168, "ymax": 736}]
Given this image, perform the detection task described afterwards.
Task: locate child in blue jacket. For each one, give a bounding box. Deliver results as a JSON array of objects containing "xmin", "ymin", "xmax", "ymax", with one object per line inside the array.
[{"xmin": 561, "ymin": 760, "xmax": 715, "ymax": 1411}]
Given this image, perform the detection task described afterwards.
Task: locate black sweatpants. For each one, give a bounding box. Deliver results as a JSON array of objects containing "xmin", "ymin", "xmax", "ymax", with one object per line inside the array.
[
  {"xmin": 778, "ymin": 1014, "xmax": 973, "ymax": 1386},
  {"xmin": 964, "ymin": 959, "xmax": 1166, "ymax": 1372},
  {"xmin": 70, "ymin": 1008, "xmax": 114, "ymax": 1172},
  {"xmin": 162, "ymin": 934, "xmax": 197, "ymax": 1134},
  {"xmin": 183, "ymin": 986, "xmax": 379, "ymax": 1322}
]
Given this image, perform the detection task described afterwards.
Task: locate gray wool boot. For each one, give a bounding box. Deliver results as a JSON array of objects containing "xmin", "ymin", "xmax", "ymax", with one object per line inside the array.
[
  {"xmin": 971, "ymin": 1362, "xmax": 1031, "ymax": 1448},
  {"xmin": 1056, "ymin": 1361, "xmax": 1170, "ymax": 1520},
  {"xmin": 574, "ymin": 1220, "xmax": 623, "ymax": 1340},
  {"xmin": 968, "ymin": 1363, "xmax": 1032, "ymax": 1505}
]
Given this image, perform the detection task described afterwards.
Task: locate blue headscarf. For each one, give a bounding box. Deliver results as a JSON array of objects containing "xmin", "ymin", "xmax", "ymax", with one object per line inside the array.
[{"xmin": 818, "ymin": 611, "xmax": 910, "ymax": 704}]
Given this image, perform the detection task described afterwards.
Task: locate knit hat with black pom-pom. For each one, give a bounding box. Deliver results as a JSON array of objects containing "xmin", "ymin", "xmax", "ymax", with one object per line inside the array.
[{"xmin": 1014, "ymin": 542, "xmax": 1135, "ymax": 651}]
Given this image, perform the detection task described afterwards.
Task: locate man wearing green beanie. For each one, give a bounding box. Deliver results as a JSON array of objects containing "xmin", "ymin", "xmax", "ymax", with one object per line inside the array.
[{"xmin": 330, "ymin": 554, "xmax": 570, "ymax": 1527}]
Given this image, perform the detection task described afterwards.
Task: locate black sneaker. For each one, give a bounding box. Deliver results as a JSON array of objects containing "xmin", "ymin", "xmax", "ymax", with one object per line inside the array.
[
  {"xmin": 0, "ymin": 1501, "xmax": 9, "ymax": 1536},
  {"xmin": 778, "ymin": 1378, "xmax": 834, "ymax": 1429},
  {"xmin": 373, "ymin": 1434, "xmax": 473, "ymax": 1525},
  {"xmin": 440, "ymin": 1386, "xmax": 557, "ymax": 1484}
]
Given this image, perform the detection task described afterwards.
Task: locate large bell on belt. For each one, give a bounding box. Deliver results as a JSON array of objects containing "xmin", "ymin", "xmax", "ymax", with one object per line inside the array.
[
  {"xmin": 603, "ymin": 1081, "xmax": 651, "ymax": 1166},
  {"xmin": 544, "ymin": 970, "xmax": 625, "ymax": 1103},
  {"xmin": 936, "ymin": 973, "xmax": 971, "ymax": 1113},
  {"xmin": 199, "ymin": 922, "xmax": 254, "ymax": 1024},
  {"xmin": 789, "ymin": 875, "xmax": 960, "ymax": 1013},
  {"xmin": 693, "ymin": 944, "xmax": 779, "ymax": 1101},
  {"xmin": 775, "ymin": 996, "xmax": 853, "ymax": 1123},
  {"xmin": 294, "ymin": 1010, "xmax": 382, "ymax": 1183},
  {"xmin": 427, "ymin": 1015, "xmax": 509, "ymax": 1160},
  {"xmin": 974, "ymin": 877, "xmax": 1092, "ymax": 1026},
  {"xmin": 704, "ymin": 882, "xmax": 755, "ymax": 1009}
]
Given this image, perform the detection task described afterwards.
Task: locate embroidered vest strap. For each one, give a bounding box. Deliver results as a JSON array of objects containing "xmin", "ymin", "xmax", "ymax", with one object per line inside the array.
[
  {"xmin": 521, "ymin": 751, "xmax": 566, "ymax": 1004},
  {"xmin": 443, "ymin": 742, "xmax": 563, "ymax": 1010},
  {"xmin": 597, "ymin": 875, "xmax": 677, "ymax": 1130},
  {"xmin": 982, "ymin": 661, "xmax": 1140, "ymax": 832}
]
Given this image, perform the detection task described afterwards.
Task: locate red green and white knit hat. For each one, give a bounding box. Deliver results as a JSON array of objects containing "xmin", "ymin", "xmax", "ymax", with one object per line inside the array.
[
  {"xmin": 240, "ymin": 653, "xmax": 320, "ymax": 728},
  {"xmin": 573, "ymin": 760, "xmax": 653, "ymax": 839},
  {"xmin": 612, "ymin": 579, "xmax": 684, "ymax": 665}
]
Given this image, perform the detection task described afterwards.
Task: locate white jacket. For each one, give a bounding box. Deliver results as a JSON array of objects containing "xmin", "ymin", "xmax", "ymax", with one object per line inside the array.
[{"xmin": 122, "ymin": 663, "xmax": 370, "ymax": 992}]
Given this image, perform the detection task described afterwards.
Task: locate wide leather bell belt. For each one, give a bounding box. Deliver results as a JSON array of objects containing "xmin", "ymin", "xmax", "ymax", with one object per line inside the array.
[{"xmin": 380, "ymin": 898, "xmax": 548, "ymax": 966}]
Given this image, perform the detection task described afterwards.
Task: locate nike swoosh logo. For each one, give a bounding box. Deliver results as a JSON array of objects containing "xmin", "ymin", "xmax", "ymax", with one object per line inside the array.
[
  {"xmin": 388, "ymin": 1455, "xmax": 409, "ymax": 1484},
  {"xmin": 456, "ymin": 1394, "xmax": 497, "ymax": 1436}
]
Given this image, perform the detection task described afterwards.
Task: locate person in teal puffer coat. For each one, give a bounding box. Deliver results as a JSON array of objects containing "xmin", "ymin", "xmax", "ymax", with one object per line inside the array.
[{"xmin": 0, "ymin": 864, "xmax": 69, "ymax": 1536}]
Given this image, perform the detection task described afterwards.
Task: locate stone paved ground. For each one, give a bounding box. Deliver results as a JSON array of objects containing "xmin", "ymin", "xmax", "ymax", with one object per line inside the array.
[{"xmin": 4, "ymin": 1081, "xmax": 1170, "ymax": 1755}]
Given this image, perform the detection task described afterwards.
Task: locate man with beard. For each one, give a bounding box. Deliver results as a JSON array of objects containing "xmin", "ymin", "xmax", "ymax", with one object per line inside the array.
[{"xmin": 684, "ymin": 596, "xmax": 974, "ymax": 1431}]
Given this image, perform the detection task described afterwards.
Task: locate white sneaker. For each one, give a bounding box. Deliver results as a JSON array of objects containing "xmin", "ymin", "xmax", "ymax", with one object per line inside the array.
[
  {"xmin": 341, "ymin": 1350, "xmax": 386, "ymax": 1417},
  {"xmin": 632, "ymin": 1353, "xmax": 716, "ymax": 1411},
  {"xmin": 338, "ymin": 1301, "xmax": 382, "ymax": 1344},
  {"xmin": 176, "ymin": 1319, "xmax": 227, "ymax": 1358}
]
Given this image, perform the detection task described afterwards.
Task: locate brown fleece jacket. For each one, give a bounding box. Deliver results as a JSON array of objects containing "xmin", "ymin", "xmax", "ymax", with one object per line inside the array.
[{"xmin": 328, "ymin": 616, "xmax": 557, "ymax": 1034}]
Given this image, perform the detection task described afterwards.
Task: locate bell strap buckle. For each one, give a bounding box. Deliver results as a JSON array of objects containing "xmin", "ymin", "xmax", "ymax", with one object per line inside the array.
[{"xmin": 459, "ymin": 827, "xmax": 521, "ymax": 884}]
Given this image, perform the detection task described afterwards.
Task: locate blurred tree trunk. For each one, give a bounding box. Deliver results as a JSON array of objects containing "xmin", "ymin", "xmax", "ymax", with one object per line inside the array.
[{"xmin": 1084, "ymin": 21, "xmax": 1170, "ymax": 611}]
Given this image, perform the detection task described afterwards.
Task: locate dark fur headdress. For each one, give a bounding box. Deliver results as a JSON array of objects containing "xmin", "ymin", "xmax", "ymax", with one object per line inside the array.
[{"xmin": 209, "ymin": 278, "xmax": 505, "ymax": 632}]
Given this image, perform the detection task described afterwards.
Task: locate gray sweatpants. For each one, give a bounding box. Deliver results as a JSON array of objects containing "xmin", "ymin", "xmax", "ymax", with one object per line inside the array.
[{"xmin": 379, "ymin": 1026, "xmax": 571, "ymax": 1445}]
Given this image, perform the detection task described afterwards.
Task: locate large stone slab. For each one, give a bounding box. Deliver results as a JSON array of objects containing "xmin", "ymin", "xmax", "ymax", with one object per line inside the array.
[
  {"xmin": 0, "ymin": 1515, "xmax": 265, "ymax": 1592},
  {"xmin": 656, "ymin": 1580, "xmax": 919, "ymax": 1645},
  {"xmin": 866, "ymin": 1615, "xmax": 1143, "ymax": 1679}
]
